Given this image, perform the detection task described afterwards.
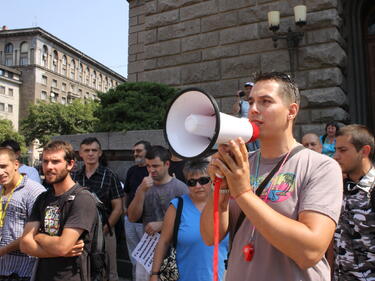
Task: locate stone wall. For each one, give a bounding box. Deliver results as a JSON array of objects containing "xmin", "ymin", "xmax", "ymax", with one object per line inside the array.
[{"xmin": 128, "ymin": 0, "xmax": 351, "ymax": 139}]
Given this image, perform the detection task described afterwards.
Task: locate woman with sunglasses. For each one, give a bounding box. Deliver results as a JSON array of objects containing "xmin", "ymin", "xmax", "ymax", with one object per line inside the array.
[{"xmin": 150, "ymin": 159, "xmax": 229, "ymax": 281}]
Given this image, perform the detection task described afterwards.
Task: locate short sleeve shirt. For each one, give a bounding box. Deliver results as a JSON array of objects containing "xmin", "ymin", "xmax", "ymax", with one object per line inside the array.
[
  {"xmin": 142, "ymin": 178, "xmax": 188, "ymax": 224},
  {"xmin": 226, "ymin": 148, "xmax": 343, "ymax": 281},
  {"xmin": 28, "ymin": 184, "xmax": 97, "ymax": 281},
  {"xmin": 73, "ymin": 165, "xmax": 124, "ymax": 212}
]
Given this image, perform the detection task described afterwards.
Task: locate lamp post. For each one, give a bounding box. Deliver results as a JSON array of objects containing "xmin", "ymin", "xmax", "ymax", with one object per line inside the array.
[{"xmin": 268, "ymin": 5, "xmax": 307, "ymax": 78}]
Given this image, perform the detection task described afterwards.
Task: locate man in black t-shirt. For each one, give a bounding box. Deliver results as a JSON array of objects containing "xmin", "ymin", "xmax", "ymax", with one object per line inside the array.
[
  {"xmin": 20, "ymin": 141, "xmax": 97, "ymax": 281},
  {"xmin": 123, "ymin": 140, "xmax": 151, "ymax": 278}
]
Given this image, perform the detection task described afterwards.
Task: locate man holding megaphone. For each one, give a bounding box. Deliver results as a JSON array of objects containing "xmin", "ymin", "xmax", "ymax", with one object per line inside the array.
[{"xmin": 200, "ymin": 72, "xmax": 343, "ymax": 281}]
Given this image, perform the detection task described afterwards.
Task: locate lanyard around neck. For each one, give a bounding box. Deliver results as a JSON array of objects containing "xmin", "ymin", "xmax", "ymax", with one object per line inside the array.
[{"xmin": 0, "ymin": 175, "xmax": 23, "ymax": 227}]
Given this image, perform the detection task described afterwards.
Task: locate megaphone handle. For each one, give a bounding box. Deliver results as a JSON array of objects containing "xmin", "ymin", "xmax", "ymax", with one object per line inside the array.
[{"xmin": 213, "ymin": 176, "xmax": 222, "ymax": 281}]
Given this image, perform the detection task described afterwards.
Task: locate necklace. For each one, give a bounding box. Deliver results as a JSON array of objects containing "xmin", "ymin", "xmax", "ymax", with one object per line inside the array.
[
  {"xmin": 0, "ymin": 175, "xmax": 23, "ymax": 228},
  {"xmin": 243, "ymin": 149, "xmax": 292, "ymax": 262}
]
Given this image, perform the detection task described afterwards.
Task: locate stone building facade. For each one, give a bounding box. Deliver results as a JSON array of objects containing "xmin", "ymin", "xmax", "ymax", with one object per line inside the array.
[
  {"xmin": 0, "ymin": 65, "xmax": 21, "ymax": 130},
  {"xmin": 0, "ymin": 27, "xmax": 126, "ymax": 126},
  {"xmin": 127, "ymin": 0, "xmax": 375, "ymax": 136}
]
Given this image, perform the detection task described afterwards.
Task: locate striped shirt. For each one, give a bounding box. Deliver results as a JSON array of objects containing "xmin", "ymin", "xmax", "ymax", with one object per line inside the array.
[{"xmin": 0, "ymin": 176, "xmax": 46, "ymax": 277}]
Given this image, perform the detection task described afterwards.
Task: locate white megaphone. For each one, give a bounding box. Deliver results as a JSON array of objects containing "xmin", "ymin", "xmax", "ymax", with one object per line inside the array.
[{"xmin": 164, "ymin": 88, "xmax": 259, "ymax": 159}]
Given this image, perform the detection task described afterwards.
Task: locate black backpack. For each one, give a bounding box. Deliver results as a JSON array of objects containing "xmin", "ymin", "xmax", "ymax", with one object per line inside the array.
[{"xmin": 39, "ymin": 185, "xmax": 109, "ymax": 281}]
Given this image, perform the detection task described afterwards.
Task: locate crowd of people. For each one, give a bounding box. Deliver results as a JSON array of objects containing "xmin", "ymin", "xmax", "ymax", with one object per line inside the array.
[{"xmin": 0, "ymin": 71, "xmax": 373, "ymax": 281}]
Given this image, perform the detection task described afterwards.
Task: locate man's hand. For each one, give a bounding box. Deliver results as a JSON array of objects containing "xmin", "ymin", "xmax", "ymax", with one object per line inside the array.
[
  {"xmin": 140, "ymin": 175, "xmax": 153, "ymax": 192},
  {"xmin": 64, "ymin": 239, "xmax": 84, "ymax": 257},
  {"xmin": 145, "ymin": 221, "xmax": 163, "ymax": 235}
]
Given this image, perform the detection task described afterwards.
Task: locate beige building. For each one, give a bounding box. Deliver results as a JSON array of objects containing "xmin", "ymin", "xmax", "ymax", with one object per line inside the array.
[
  {"xmin": 0, "ymin": 64, "xmax": 21, "ymax": 131},
  {"xmin": 0, "ymin": 26, "xmax": 126, "ymax": 126}
]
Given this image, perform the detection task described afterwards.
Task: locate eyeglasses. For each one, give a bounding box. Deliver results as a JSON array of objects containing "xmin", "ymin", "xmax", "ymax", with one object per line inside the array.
[{"xmin": 186, "ymin": 177, "xmax": 210, "ymax": 187}]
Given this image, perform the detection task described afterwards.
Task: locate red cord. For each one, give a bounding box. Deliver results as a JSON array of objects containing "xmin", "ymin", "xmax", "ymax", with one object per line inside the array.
[{"xmin": 213, "ymin": 177, "xmax": 222, "ymax": 281}]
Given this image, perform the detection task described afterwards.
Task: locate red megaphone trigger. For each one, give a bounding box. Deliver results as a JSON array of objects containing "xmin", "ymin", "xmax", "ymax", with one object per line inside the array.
[{"xmin": 247, "ymin": 121, "xmax": 259, "ymax": 143}]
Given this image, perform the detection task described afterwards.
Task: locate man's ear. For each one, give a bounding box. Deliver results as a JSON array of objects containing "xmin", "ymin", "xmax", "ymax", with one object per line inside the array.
[
  {"xmin": 67, "ymin": 159, "xmax": 75, "ymax": 171},
  {"xmin": 287, "ymin": 103, "xmax": 299, "ymax": 120},
  {"xmin": 360, "ymin": 144, "xmax": 371, "ymax": 159}
]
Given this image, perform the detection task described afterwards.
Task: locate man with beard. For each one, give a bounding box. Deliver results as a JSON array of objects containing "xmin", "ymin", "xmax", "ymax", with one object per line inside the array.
[
  {"xmin": 128, "ymin": 145, "xmax": 188, "ymax": 281},
  {"xmin": 20, "ymin": 140, "xmax": 97, "ymax": 281},
  {"xmin": 0, "ymin": 148, "xmax": 45, "ymax": 281},
  {"xmin": 123, "ymin": 140, "xmax": 151, "ymax": 278}
]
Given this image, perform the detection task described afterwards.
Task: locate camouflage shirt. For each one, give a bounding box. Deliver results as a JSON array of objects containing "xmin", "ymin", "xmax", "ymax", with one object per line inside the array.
[{"xmin": 334, "ymin": 167, "xmax": 375, "ymax": 281}]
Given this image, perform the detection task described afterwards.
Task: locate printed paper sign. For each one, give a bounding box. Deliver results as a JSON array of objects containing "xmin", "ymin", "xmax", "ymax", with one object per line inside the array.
[{"xmin": 132, "ymin": 232, "xmax": 160, "ymax": 273}]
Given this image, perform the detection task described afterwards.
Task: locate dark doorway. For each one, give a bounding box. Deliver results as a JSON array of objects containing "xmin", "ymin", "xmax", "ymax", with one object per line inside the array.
[{"xmin": 364, "ymin": 5, "xmax": 375, "ymax": 132}]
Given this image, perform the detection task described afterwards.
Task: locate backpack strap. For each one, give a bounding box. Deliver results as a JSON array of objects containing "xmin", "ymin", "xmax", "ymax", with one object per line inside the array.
[
  {"xmin": 172, "ymin": 197, "xmax": 183, "ymax": 248},
  {"xmin": 230, "ymin": 145, "xmax": 305, "ymax": 250}
]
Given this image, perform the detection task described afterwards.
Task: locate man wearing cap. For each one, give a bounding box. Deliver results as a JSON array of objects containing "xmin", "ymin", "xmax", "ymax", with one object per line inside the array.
[
  {"xmin": 232, "ymin": 82, "xmax": 254, "ymax": 118},
  {"xmin": 232, "ymin": 82, "xmax": 259, "ymax": 151}
]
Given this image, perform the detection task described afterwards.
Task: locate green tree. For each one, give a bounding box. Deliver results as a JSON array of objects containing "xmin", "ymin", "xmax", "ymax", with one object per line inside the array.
[
  {"xmin": 0, "ymin": 119, "xmax": 26, "ymax": 150},
  {"xmin": 21, "ymin": 100, "xmax": 99, "ymax": 146},
  {"xmin": 95, "ymin": 82, "xmax": 178, "ymax": 132}
]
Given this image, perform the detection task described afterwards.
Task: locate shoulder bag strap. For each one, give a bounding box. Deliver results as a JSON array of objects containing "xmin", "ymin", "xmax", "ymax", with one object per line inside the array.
[
  {"xmin": 232, "ymin": 145, "xmax": 305, "ymax": 242},
  {"xmin": 172, "ymin": 196, "xmax": 183, "ymax": 248}
]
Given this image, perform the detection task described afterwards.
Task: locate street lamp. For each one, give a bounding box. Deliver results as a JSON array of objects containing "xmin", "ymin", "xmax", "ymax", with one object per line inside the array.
[{"xmin": 268, "ymin": 5, "xmax": 307, "ymax": 77}]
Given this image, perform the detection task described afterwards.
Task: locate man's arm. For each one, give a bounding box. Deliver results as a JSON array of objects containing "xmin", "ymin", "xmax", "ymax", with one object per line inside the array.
[
  {"xmin": 20, "ymin": 222, "xmax": 55, "ymax": 258},
  {"xmin": 212, "ymin": 138, "xmax": 339, "ymax": 269},
  {"xmin": 104, "ymin": 198, "xmax": 123, "ymax": 233},
  {"xmin": 0, "ymin": 238, "xmax": 21, "ymax": 256},
  {"xmin": 128, "ymin": 176, "xmax": 153, "ymax": 222},
  {"xmin": 34, "ymin": 227, "xmax": 84, "ymax": 257}
]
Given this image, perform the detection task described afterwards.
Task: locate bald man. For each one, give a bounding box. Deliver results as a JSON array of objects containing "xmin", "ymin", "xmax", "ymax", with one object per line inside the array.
[{"xmin": 302, "ymin": 133, "xmax": 322, "ymax": 153}]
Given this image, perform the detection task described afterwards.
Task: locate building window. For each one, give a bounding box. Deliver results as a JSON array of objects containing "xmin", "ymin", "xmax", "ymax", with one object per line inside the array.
[
  {"xmin": 42, "ymin": 75, "xmax": 47, "ymax": 85},
  {"xmin": 0, "ymin": 86, "xmax": 5, "ymax": 95},
  {"xmin": 7, "ymin": 104, "xmax": 13, "ymax": 113},
  {"xmin": 62, "ymin": 55, "xmax": 67, "ymax": 76},
  {"xmin": 85, "ymin": 67, "xmax": 90, "ymax": 85},
  {"xmin": 61, "ymin": 96, "xmax": 67, "ymax": 104},
  {"xmin": 41, "ymin": 91, "xmax": 47, "ymax": 100},
  {"xmin": 70, "ymin": 84, "xmax": 75, "ymax": 92},
  {"xmin": 70, "ymin": 59, "xmax": 75, "ymax": 80},
  {"xmin": 19, "ymin": 41, "xmax": 29, "ymax": 65},
  {"xmin": 62, "ymin": 83, "xmax": 66, "ymax": 92},
  {"xmin": 41, "ymin": 45, "xmax": 48, "ymax": 67},
  {"xmin": 92, "ymin": 71, "xmax": 96, "ymax": 87},
  {"xmin": 0, "ymin": 70, "xmax": 3, "ymax": 76},
  {"xmin": 52, "ymin": 79, "xmax": 57, "ymax": 88},
  {"xmin": 53, "ymin": 50, "xmax": 58, "ymax": 72},
  {"xmin": 5, "ymin": 57, "xmax": 13, "ymax": 66},
  {"xmin": 0, "ymin": 103, "xmax": 4, "ymax": 111},
  {"xmin": 4, "ymin": 43, "xmax": 13, "ymax": 53},
  {"xmin": 98, "ymin": 74, "xmax": 102, "ymax": 90},
  {"xmin": 78, "ymin": 89, "xmax": 82, "ymax": 97},
  {"xmin": 50, "ymin": 92, "xmax": 57, "ymax": 103},
  {"xmin": 8, "ymin": 88, "xmax": 13, "ymax": 97}
]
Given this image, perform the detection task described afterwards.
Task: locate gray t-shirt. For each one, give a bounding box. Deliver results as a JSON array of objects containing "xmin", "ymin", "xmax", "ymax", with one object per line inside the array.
[
  {"xmin": 142, "ymin": 177, "xmax": 188, "ymax": 224},
  {"xmin": 226, "ymin": 148, "xmax": 343, "ymax": 281}
]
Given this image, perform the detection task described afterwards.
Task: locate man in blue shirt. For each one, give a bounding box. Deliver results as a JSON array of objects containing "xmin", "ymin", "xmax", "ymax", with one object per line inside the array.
[{"xmin": 0, "ymin": 147, "xmax": 45, "ymax": 280}]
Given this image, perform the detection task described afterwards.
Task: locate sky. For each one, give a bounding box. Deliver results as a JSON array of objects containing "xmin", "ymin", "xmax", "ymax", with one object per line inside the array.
[{"xmin": 2, "ymin": 0, "xmax": 129, "ymax": 78}]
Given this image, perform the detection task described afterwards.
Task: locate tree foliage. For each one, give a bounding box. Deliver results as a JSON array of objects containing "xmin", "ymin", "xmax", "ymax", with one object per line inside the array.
[
  {"xmin": 95, "ymin": 82, "xmax": 178, "ymax": 132},
  {"xmin": 20, "ymin": 100, "xmax": 98, "ymax": 146},
  {"xmin": 0, "ymin": 119, "xmax": 26, "ymax": 151}
]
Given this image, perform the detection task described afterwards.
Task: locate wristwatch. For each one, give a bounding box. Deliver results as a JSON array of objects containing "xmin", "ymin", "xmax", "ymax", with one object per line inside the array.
[{"xmin": 151, "ymin": 271, "xmax": 160, "ymax": 276}]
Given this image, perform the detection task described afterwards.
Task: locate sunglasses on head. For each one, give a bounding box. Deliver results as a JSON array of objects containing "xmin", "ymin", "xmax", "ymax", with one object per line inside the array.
[{"xmin": 187, "ymin": 177, "xmax": 210, "ymax": 187}]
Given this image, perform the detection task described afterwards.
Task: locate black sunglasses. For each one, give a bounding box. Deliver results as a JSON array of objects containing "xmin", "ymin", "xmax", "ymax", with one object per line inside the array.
[{"xmin": 187, "ymin": 177, "xmax": 210, "ymax": 187}]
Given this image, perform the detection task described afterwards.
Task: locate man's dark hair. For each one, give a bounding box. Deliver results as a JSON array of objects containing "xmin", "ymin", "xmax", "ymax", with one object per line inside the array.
[
  {"xmin": 254, "ymin": 72, "xmax": 300, "ymax": 106},
  {"xmin": 134, "ymin": 140, "xmax": 151, "ymax": 152},
  {"xmin": 0, "ymin": 147, "xmax": 18, "ymax": 161},
  {"xmin": 336, "ymin": 124, "xmax": 374, "ymax": 160},
  {"xmin": 0, "ymin": 139, "xmax": 21, "ymax": 152},
  {"xmin": 145, "ymin": 145, "xmax": 171, "ymax": 163},
  {"xmin": 43, "ymin": 140, "xmax": 75, "ymax": 163},
  {"xmin": 80, "ymin": 137, "xmax": 102, "ymax": 149}
]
